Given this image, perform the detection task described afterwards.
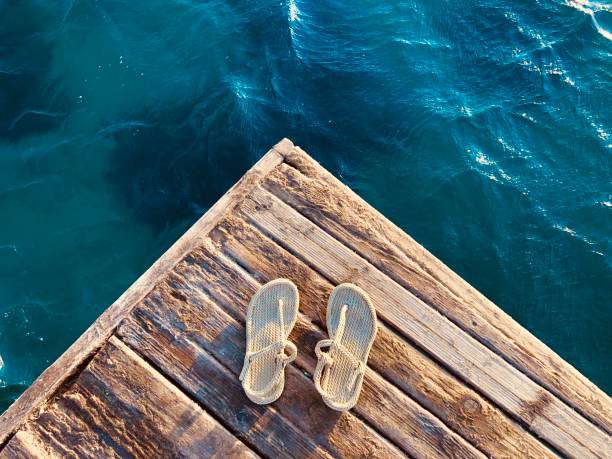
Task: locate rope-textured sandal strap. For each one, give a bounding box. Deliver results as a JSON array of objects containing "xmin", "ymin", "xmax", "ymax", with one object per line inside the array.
[
  {"xmin": 239, "ymin": 339, "xmax": 297, "ymax": 399},
  {"xmin": 313, "ymin": 305, "xmax": 366, "ymax": 401},
  {"xmin": 313, "ymin": 339, "xmax": 334, "ymax": 396},
  {"xmin": 313, "ymin": 340, "xmax": 364, "ymax": 396},
  {"xmin": 240, "ymin": 298, "xmax": 297, "ymax": 399}
]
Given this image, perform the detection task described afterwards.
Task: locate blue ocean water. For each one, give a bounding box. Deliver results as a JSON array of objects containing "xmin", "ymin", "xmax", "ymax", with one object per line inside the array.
[{"xmin": 0, "ymin": 0, "xmax": 610, "ymax": 411}]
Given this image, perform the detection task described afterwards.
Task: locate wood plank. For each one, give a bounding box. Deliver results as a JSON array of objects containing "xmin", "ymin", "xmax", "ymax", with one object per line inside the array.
[
  {"xmin": 120, "ymin": 308, "xmax": 332, "ymax": 459},
  {"xmin": 241, "ymin": 186, "xmax": 611, "ymax": 458},
  {"xmin": 117, "ymin": 265, "xmax": 406, "ymax": 458},
  {"xmin": 180, "ymin": 241, "xmax": 486, "ymax": 459},
  {"xmin": 1, "ymin": 337, "xmax": 258, "ymax": 459},
  {"xmin": 210, "ymin": 214, "xmax": 558, "ymax": 458},
  {"xmin": 271, "ymin": 146, "xmax": 612, "ymax": 435},
  {"xmin": 0, "ymin": 141, "xmax": 286, "ymax": 446}
]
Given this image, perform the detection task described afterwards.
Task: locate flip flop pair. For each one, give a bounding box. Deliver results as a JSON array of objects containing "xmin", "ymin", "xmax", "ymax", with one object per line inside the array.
[{"xmin": 239, "ymin": 279, "xmax": 377, "ymax": 411}]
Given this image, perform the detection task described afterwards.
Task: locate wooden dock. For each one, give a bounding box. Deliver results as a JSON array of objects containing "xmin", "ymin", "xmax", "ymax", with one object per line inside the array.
[{"xmin": 0, "ymin": 138, "xmax": 610, "ymax": 458}]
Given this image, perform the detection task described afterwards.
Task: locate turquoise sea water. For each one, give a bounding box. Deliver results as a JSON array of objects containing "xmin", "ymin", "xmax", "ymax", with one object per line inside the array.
[{"xmin": 0, "ymin": 0, "xmax": 610, "ymax": 411}]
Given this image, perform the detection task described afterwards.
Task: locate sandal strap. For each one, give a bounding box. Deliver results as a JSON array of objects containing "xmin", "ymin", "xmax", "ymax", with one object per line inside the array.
[
  {"xmin": 314, "ymin": 341, "xmax": 365, "ymax": 394},
  {"xmin": 239, "ymin": 340, "xmax": 296, "ymax": 399},
  {"xmin": 240, "ymin": 298, "xmax": 297, "ymax": 398},
  {"xmin": 239, "ymin": 339, "xmax": 297, "ymax": 382},
  {"xmin": 315, "ymin": 339, "xmax": 362, "ymax": 370},
  {"xmin": 314, "ymin": 305, "xmax": 366, "ymax": 400}
]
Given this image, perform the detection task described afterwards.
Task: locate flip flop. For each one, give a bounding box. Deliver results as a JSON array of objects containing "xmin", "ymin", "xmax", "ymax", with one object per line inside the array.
[
  {"xmin": 313, "ymin": 283, "xmax": 377, "ymax": 411},
  {"xmin": 239, "ymin": 279, "xmax": 299, "ymax": 404}
]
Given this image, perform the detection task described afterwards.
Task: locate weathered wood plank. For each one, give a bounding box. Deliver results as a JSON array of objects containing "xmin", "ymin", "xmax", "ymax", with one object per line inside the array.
[
  {"xmin": 241, "ymin": 186, "xmax": 611, "ymax": 458},
  {"xmin": 117, "ymin": 266, "xmax": 406, "ymax": 458},
  {"xmin": 0, "ymin": 142, "xmax": 285, "ymax": 446},
  {"xmin": 272, "ymin": 146, "xmax": 612, "ymax": 435},
  {"xmin": 210, "ymin": 214, "xmax": 558, "ymax": 459},
  {"xmin": 179, "ymin": 241, "xmax": 486, "ymax": 459},
  {"xmin": 121, "ymin": 308, "xmax": 332, "ymax": 459},
  {"xmin": 1, "ymin": 337, "xmax": 257, "ymax": 459}
]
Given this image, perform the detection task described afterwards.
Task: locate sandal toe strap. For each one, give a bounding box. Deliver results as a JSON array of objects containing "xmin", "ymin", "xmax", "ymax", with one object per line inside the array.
[
  {"xmin": 314, "ymin": 339, "xmax": 366, "ymax": 399},
  {"xmin": 239, "ymin": 339, "xmax": 297, "ymax": 396}
]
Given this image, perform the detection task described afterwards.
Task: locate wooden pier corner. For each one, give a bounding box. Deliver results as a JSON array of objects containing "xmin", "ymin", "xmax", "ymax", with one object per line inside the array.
[{"xmin": 0, "ymin": 139, "xmax": 610, "ymax": 458}]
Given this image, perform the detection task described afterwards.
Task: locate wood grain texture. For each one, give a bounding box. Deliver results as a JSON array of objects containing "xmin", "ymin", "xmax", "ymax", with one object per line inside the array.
[
  {"xmin": 242, "ymin": 186, "xmax": 611, "ymax": 458},
  {"xmin": 117, "ymin": 259, "xmax": 406, "ymax": 459},
  {"xmin": 0, "ymin": 142, "xmax": 284, "ymax": 446},
  {"xmin": 1, "ymin": 337, "xmax": 257, "ymax": 459},
  {"xmin": 210, "ymin": 214, "xmax": 557, "ymax": 459},
  {"xmin": 273, "ymin": 145, "xmax": 612, "ymax": 435},
  {"xmin": 184, "ymin": 240, "xmax": 486, "ymax": 459}
]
